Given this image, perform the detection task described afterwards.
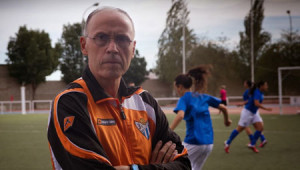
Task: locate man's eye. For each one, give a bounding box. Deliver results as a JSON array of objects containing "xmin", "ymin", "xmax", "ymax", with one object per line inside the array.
[
  {"xmin": 116, "ymin": 35, "xmax": 129, "ymax": 42},
  {"xmin": 96, "ymin": 34, "xmax": 109, "ymax": 41}
]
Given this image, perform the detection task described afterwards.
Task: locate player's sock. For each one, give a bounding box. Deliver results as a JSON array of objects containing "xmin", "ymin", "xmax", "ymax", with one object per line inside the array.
[
  {"xmin": 248, "ymin": 134, "xmax": 254, "ymax": 142},
  {"xmin": 226, "ymin": 129, "xmax": 239, "ymax": 145},
  {"xmin": 251, "ymin": 130, "xmax": 262, "ymax": 146},
  {"xmin": 260, "ymin": 134, "xmax": 266, "ymax": 142}
]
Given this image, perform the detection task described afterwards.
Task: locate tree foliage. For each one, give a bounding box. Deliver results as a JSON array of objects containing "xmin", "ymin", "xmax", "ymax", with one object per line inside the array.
[
  {"xmin": 187, "ymin": 43, "xmax": 242, "ymax": 95},
  {"xmin": 6, "ymin": 25, "xmax": 61, "ymax": 100},
  {"xmin": 59, "ymin": 23, "xmax": 85, "ymax": 83},
  {"xmin": 156, "ymin": 0, "xmax": 197, "ymax": 84},
  {"xmin": 256, "ymin": 31, "xmax": 300, "ymax": 94},
  {"xmin": 123, "ymin": 50, "xmax": 148, "ymax": 86},
  {"xmin": 238, "ymin": 0, "xmax": 271, "ymax": 80}
]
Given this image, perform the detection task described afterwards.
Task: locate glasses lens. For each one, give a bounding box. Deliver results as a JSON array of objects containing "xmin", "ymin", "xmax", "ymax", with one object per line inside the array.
[
  {"xmin": 115, "ymin": 35, "xmax": 131, "ymax": 48},
  {"xmin": 92, "ymin": 33, "xmax": 131, "ymax": 48},
  {"xmin": 94, "ymin": 33, "xmax": 110, "ymax": 46}
]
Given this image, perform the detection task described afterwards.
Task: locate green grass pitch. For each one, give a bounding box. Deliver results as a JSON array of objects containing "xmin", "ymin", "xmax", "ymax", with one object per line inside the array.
[{"xmin": 0, "ymin": 113, "xmax": 299, "ymax": 169}]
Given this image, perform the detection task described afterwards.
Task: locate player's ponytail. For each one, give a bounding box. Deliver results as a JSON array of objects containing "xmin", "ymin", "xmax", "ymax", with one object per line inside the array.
[
  {"xmin": 187, "ymin": 65, "xmax": 210, "ymax": 93},
  {"xmin": 174, "ymin": 74, "xmax": 193, "ymax": 89},
  {"xmin": 249, "ymin": 80, "xmax": 266, "ymax": 95},
  {"xmin": 257, "ymin": 81, "xmax": 266, "ymax": 88},
  {"xmin": 245, "ymin": 80, "xmax": 253, "ymax": 88}
]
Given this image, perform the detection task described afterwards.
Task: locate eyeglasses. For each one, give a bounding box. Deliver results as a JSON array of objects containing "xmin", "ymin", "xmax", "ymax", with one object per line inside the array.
[{"xmin": 86, "ymin": 33, "xmax": 133, "ymax": 48}]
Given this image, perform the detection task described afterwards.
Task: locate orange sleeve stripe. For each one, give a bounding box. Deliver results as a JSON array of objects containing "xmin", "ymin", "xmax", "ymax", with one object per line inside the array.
[
  {"xmin": 135, "ymin": 88, "xmax": 145, "ymax": 95},
  {"xmin": 48, "ymin": 143, "xmax": 56, "ymax": 170},
  {"xmin": 53, "ymin": 88, "xmax": 112, "ymax": 166},
  {"xmin": 173, "ymin": 147, "xmax": 188, "ymax": 161}
]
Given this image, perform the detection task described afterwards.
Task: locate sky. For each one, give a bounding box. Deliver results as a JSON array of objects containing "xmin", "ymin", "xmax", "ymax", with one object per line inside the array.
[{"xmin": 0, "ymin": 0, "xmax": 299, "ymax": 80}]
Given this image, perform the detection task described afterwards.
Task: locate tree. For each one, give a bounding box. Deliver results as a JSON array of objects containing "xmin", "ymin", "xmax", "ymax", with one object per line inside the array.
[
  {"xmin": 6, "ymin": 26, "xmax": 61, "ymax": 100},
  {"xmin": 238, "ymin": 0, "xmax": 271, "ymax": 80},
  {"xmin": 187, "ymin": 43, "xmax": 242, "ymax": 95},
  {"xmin": 156, "ymin": 0, "xmax": 197, "ymax": 84},
  {"xmin": 256, "ymin": 31, "xmax": 300, "ymax": 94},
  {"xmin": 59, "ymin": 23, "xmax": 85, "ymax": 83},
  {"xmin": 123, "ymin": 49, "xmax": 148, "ymax": 86}
]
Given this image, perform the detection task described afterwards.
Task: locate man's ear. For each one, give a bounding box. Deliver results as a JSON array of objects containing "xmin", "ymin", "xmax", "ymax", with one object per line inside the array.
[
  {"xmin": 80, "ymin": 36, "xmax": 88, "ymax": 56},
  {"xmin": 131, "ymin": 40, "xmax": 136, "ymax": 59}
]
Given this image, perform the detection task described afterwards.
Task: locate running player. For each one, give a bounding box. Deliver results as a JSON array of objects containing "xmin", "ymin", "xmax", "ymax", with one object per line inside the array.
[
  {"xmin": 238, "ymin": 80, "xmax": 267, "ymax": 147},
  {"xmin": 170, "ymin": 66, "xmax": 232, "ymax": 170},
  {"xmin": 225, "ymin": 81, "xmax": 272, "ymax": 153}
]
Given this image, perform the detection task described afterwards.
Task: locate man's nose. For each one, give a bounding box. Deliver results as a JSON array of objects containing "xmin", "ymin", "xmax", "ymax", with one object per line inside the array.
[{"xmin": 106, "ymin": 39, "xmax": 118, "ymax": 54}]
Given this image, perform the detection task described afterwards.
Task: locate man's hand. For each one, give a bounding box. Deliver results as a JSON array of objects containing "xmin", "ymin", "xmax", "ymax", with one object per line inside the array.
[{"xmin": 150, "ymin": 140, "xmax": 177, "ymax": 164}]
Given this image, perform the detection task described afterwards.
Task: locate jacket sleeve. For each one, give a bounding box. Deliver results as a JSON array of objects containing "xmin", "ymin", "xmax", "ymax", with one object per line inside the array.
[
  {"xmin": 139, "ymin": 92, "xmax": 191, "ymax": 170},
  {"xmin": 47, "ymin": 88, "xmax": 115, "ymax": 170}
]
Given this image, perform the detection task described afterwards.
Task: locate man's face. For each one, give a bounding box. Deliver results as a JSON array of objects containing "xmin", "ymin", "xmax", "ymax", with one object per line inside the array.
[{"xmin": 80, "ymin": 10, "xmax": 136, "ymax": 80}]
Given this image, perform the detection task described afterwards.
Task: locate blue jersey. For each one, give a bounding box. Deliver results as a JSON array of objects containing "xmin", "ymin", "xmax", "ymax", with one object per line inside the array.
[
  {"xmin": 243, "ymin": 89, "xmax": 250, "ymax": 101},
  {"xmin": 174, "ymin": 92, "xmax": 221, "ymax": 145},
  {"xmin": 245, "ymin": 89, "xmax": 264, "ymax": 114}
]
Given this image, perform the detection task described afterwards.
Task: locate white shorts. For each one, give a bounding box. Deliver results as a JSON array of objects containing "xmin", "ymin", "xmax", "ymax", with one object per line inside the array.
[
  {"xmin": 183, "ymin": 142, "xmax": 213, "ymax": 170},
  {"xmin": 238, "ymin": 108, "xmax": 263, "ymax": 127}
]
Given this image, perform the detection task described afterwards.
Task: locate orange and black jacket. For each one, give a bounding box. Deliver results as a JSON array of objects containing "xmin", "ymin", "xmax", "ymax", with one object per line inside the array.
[{"xmin": 47, "ymin": 67, "xmax": 191, "ymax": 170}]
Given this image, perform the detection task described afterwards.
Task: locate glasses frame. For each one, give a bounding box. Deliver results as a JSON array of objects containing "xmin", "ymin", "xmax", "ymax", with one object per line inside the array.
[{"xmin": 86, "ymin": 33, "xmax": 133, "ymax": 48}]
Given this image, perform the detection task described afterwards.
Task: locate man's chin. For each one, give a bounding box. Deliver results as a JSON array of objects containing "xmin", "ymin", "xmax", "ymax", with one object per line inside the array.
[{"xmin": 99, "ymin": 70, "xmax": 124, "ymax": 80}]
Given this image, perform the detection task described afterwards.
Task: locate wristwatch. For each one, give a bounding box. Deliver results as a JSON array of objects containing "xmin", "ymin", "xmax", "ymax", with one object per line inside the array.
[{"xmin": 130, "ymin": 164, "xmax": 139, "ymax": 170}]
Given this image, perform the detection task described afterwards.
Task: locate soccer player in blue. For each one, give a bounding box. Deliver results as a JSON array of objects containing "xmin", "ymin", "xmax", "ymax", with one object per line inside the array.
[
  {"xmin": 170, "ymin": 66, "xmax": 232, "ymax": 170},
  {"xmin": 238, "ymin": 80, "xmax": 268, "ymax": 147},
  {"xmin": 225, "ymin": 81, "xmax": 272, "ymax": 153}
]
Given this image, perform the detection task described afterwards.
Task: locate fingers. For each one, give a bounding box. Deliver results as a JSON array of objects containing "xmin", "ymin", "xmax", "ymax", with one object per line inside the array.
[
  {"xmin": 151, "ymin": 141, "xmax": 177, "ymax": 164},
  {"xmin": 150, "ymin": 140, "xmax": 162, "ymax": 163},
  {"xmin": 162, "ymin": 143, "xmax": 176, "ymax": 163},
  {"xmin": 155, "ymin": 141, "xmax": 172, "ymax": 163},
  {"xmin": 169, "ymin": 149, "xmax": 178, "ymax": 162}
]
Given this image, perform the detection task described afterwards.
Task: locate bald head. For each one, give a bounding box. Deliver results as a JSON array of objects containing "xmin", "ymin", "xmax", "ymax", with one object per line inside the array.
[{"xmin": 83, "ymin": 7, "xmax": 135, "ymax": 38}]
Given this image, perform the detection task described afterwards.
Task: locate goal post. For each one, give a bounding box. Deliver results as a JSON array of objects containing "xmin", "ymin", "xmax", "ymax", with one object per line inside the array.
[{"xmin": 278, "ymin": 66, "xmax": 300, "ymax": 115}]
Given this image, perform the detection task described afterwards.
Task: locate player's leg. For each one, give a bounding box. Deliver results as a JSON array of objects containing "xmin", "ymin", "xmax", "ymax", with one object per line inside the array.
[
  {"xmin": 224, "ymin": 108, "xmax": 250, "ymax": 153},
  {"xmin": 183, "ymin": 142, "xmax": 213, "ymax": 170},
  {"xmin": 251, "ymin": 112, "xmax": 264, "ymax": 146},
  {"xmin": 258, "ymin": 121, "xmax": 267, "ymax": 147},
  {"xmin": 259, "ymin": 133, "xmax": 267, "ymax": 147},
  {"xmin": 245, "ymin": 127, "xmax": 254, "ymax": 143},
  {"xmin": 226, "ymin": 126, "xmax": 244, "ymax": 145},
  {"xmin": 246, "ymin": 113, "xmax": 263, "ymax": 153}
]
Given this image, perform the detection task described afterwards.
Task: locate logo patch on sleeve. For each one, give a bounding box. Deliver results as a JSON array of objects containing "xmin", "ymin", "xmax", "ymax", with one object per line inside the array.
[
  {"xmin": 135, "ymin": 118, "xmax": 150, "ymax": 140},
  {"xmin": 64, "ymin": 116, "xmax": 75, "ymax": 132},
  {"xmin": 97, "ymin": 118, "xmax": 116, "ymax": 126}
]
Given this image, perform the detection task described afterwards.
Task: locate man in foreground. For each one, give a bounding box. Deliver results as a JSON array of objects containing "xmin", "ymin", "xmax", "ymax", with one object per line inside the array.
[{"xmin": 47, "ymin": 7, "xmax": 191, "ymax": 170}]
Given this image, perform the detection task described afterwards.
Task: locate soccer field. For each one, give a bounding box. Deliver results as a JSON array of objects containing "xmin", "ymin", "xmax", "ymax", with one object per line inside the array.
[{"xmin": 0, "ymin": 114, "xmax": 299, "ymax": 170}]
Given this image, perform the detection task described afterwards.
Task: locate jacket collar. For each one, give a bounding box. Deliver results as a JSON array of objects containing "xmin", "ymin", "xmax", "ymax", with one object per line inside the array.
[{"xmin": 82, "ymin": 66, "xmax": 139, "ymax": 102}]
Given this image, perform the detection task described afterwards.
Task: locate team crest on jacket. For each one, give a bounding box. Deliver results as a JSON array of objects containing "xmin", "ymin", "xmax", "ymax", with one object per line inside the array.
[
  {"xmin": 64, "ymin": 116, "xmax": 75, "ymax": 132},
  {"xmin": 135, "ymin": 118, "xmax": 150, "ymax": 140}
]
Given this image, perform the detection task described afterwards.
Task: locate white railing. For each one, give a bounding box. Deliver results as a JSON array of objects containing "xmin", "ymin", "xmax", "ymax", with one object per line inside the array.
[
  {"xmin": 0, "ymin": 96, "xmax": 299, "ymax": 114},
  {"xmin": 0, "ymin": 100, "xmax": 52, "ymax": 114},
  {"xmin": 155, "ymin": 95, "xmax": 299, "ymax": 106}
]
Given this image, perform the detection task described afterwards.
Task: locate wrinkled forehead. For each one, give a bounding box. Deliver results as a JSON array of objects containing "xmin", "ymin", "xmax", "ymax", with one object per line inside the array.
[{"xmin": 84, "ymin": 7, "xmax": 135, "ymax": 37}]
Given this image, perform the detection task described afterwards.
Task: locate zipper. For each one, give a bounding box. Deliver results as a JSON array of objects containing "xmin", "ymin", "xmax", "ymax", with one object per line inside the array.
[
  {"xmin": 119, "ymin": 103, "xmax": 126, "ymax": 120},
  {"xmin": 116, "ymin": 99, "xmax": 126, "ymax": 120}
]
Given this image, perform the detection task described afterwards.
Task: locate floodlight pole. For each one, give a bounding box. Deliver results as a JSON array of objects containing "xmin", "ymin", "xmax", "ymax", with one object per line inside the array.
[
  {"xmin": 182, "ymin": 21, "xmax": 186, "ymax": 74},
  {"xmin": 250, "ymin": 0, "xmax": 254, "ymax": 82},
  {"xmin": 286, "ymin": 10, "xmax": 293, "ymax": 42}
]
